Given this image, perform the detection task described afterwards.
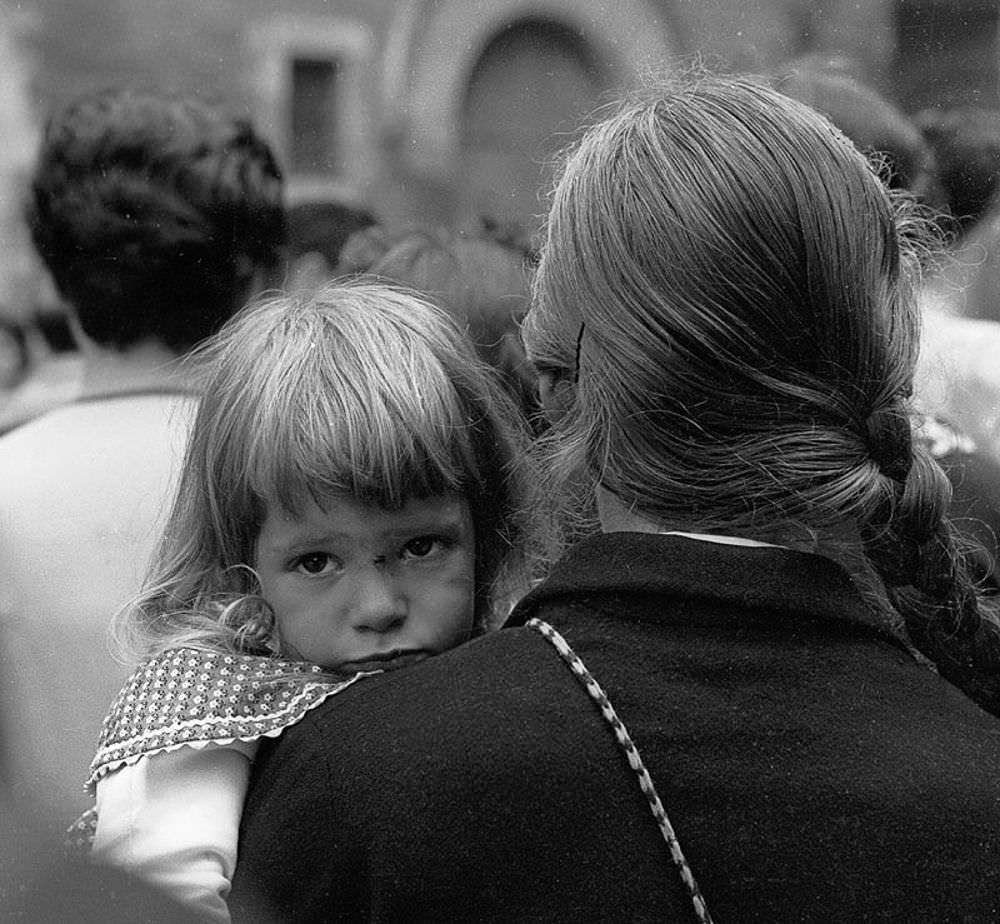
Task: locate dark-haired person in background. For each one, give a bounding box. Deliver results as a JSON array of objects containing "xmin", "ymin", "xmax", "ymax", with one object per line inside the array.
[
  {"xmin": 365, "ymin": 225, "xmax": 542, "ymax": 433},
  {"xmin": 0, "ymin": 86, "xmax": 285, "ymax": 839},
  {"xmin": 284, "ymin": 196, "xmax": 378, "ymax": 292}
]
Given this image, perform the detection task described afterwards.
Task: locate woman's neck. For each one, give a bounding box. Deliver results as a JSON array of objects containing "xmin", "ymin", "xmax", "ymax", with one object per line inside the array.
[
  {"xmin": 595, "ymin": 486, "xmax": 793, "ymax": 548},
  {"xmin": 596, "ymin": 486, "xmax": 663, "ymax": 534}
]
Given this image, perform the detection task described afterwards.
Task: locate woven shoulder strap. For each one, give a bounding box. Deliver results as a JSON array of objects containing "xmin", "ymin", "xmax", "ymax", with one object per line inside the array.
[{"xmin": 527, "ymin": 617, "xmax": 713, "ymax": 924}]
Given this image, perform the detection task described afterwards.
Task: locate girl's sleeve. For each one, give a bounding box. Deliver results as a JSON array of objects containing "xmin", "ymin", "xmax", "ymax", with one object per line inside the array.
[{"xmin": 91, "ymin": 738, "xmax": 258, "ymax": 924}]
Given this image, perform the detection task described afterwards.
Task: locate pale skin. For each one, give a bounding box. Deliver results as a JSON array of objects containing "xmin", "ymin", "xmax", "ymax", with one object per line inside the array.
[
  {"xmin": 596, "ymin": 486, "xmax": 661, "ymax": 533},
  {"xmin": 253, "ymin": 493, "xmax": 477, "ymax": 673}
]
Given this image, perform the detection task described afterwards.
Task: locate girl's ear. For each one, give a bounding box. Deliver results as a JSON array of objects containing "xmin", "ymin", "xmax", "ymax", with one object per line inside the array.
[{"xmin": 536, "ymin": 368, "xmax": 575, "ymax": 425}]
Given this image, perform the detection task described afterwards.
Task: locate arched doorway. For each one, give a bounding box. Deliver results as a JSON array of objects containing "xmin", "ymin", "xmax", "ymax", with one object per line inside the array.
[
  {"xmin": 382, "ymin": 0, "xmax": 676, "ymax": 231},
  {"xmin": 458, "ymin": 18, "xmax": 608, "ymax": 234}
]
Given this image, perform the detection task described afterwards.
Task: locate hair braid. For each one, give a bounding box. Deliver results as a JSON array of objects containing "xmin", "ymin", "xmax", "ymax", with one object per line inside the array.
[{"xmin": 861, "ymin": 440, "xmax": 1000, "ymax": 712}]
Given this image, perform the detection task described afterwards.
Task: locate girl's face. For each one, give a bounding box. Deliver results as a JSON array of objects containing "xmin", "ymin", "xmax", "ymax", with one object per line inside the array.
[{"xmin": 253, "ymin": 493, "xmax": 476, "ymax": 672}]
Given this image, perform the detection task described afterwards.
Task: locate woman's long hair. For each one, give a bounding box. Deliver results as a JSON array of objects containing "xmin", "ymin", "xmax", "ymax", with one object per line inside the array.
[{"xmin": 523, "ymin": 72, "xmax": 1000, "ymax": 713}]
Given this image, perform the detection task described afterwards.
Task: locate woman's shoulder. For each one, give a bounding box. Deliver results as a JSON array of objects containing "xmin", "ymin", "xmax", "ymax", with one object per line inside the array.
[{"xmin": 278, "ymin": 625, "xmax": 587, "ymax": 751}]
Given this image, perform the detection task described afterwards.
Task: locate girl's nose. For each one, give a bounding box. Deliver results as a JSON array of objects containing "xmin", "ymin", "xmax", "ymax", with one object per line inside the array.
[{"xmin": 352, "ymin": 561, "xmax": 407, "ymax": 633}]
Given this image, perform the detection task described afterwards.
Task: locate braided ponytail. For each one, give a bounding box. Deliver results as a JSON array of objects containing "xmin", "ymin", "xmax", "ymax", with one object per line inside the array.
[{"xmin": 860, "ymin": 414, "xmax": 1000, "ymax": 712}]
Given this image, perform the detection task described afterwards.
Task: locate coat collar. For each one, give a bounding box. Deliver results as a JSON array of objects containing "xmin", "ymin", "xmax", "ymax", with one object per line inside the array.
[{"xmin": 508, "ymin": 531, "xmax": 906, "ymax": 647}]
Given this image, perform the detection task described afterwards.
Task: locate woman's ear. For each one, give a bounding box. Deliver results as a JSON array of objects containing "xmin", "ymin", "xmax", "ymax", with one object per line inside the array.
[{"xmin": 536, "ymin": 368, "xmax": 575, "ymax": 425}]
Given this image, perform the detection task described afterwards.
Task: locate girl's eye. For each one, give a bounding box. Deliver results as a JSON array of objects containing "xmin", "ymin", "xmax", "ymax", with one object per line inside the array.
[
  {"xmin": 402, "ymin": 536, "xmax": 444, "ymax": 559},
  {"xmin": 294, "ymin": 553, "xmax": 337, "ymax": 575}
]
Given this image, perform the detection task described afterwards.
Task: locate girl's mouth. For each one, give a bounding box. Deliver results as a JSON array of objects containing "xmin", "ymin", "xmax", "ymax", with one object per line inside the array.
[{"xmin": 339, "ymin": 650, "xmax": 430, "ymax": 674}]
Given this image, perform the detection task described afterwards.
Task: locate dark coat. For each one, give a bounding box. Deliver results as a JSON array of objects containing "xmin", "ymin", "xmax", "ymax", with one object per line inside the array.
[{"xmin": 230, "ymin": 533, "xmax": 1000, "ymax": 923}]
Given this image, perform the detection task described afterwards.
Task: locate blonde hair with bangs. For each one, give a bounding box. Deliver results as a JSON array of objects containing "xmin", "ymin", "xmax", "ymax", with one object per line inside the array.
[{"xmin": 115, "ymin": 280, "xmax": 538, "ymax": 662}]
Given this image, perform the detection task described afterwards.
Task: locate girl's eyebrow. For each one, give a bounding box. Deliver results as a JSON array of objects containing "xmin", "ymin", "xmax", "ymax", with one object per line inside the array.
[{"xmin": 376, "ymin": 516, "xmax": 470, "ymax": 545}]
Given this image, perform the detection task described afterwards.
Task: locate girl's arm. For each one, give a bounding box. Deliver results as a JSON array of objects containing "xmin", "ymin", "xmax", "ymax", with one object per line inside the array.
[{"xmin": 91, "ymin": 739, "xmax": 258, "ymax": 924}]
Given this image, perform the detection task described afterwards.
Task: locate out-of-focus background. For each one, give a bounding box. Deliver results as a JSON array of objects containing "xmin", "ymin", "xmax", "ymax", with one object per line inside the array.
[{"xmin": 0, "ymin": 0, "xmax": 994, "ymax": 324}]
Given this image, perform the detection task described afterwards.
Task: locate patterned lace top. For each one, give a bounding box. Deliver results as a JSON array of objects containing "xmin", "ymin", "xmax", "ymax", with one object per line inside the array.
[
  {"xmin": 86, "ymin": 647, "xmax": 365, "ymax": 790},
  {"xmin": 66, "ymin": 647, "xmax": 366, "ymax": 850}
]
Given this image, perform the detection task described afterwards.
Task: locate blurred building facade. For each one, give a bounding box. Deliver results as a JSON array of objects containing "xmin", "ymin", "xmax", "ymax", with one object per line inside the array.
[{"xmin": 0, "ymin": 0, "xmax": 996, "ymax": 310}]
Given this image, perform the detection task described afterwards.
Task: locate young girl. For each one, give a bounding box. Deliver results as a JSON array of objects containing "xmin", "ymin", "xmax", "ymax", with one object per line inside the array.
[{"xmin": 68, "ymin": 281, "xmax": 539, "ymax": 923}]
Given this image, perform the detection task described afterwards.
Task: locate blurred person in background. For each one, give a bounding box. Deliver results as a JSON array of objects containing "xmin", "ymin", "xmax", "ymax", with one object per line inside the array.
[
  {"xmin": 774, "ymin": 53, "xmax": 947, "ymax": 208},
  {"xmin": 916, "ymin": 103, "xmax": 1000, "ymax": 241},
  {"xmin": 283, "ymin": 197, "xmax": 377, "ymax": 293},
  {"xmin": 909, "ymin": 102, "xmax": 1000, "ymax": 583},
  {"xmin": 0, "ymin": 316, "xmax": 30, "ymax": 396},
  {"xmin": 0, "ymin": 660, "xmax": 200, "ymax": 923},
  {"xmin": 0, "ymin": 85, "xmax": 285, "ymax": 841},
  {"xmin": 364, "ymin": 224, "xmax": 543, "ymax": 433},
  {"xmin": 0, "ymin": 298, "xmax": 85, "ymax": 434}
]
